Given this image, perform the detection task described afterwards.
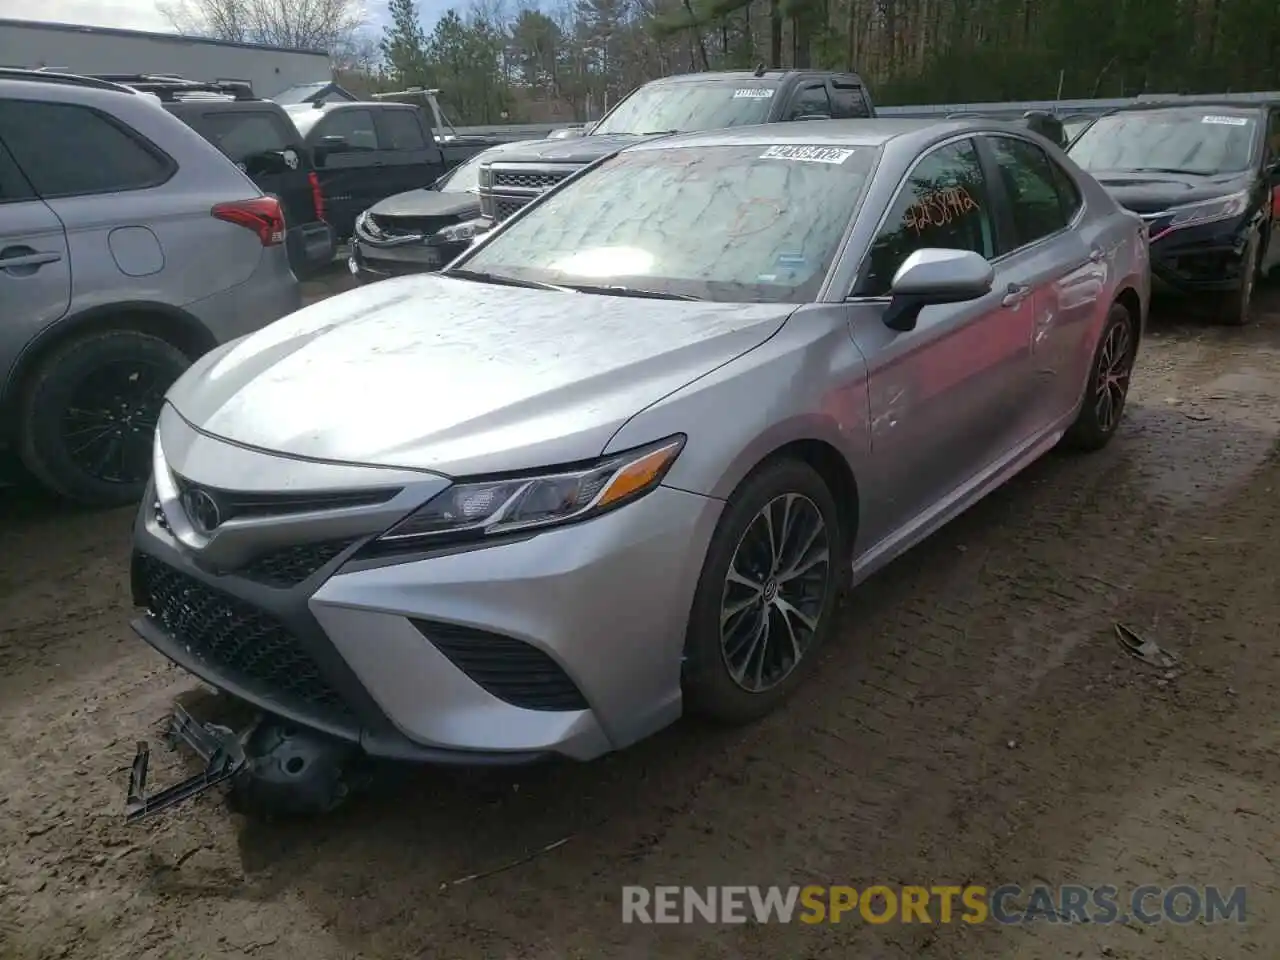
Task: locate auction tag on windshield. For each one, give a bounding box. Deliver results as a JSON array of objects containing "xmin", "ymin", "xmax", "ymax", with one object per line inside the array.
[
  {"xmin": 1202, "ymin": 115, "xmax": 1249, "ymax": 125},
  {"xmin": 759, "ymin": 144, "xmax": 855, "ymax": 164},
  {"xmin": 734, "ymin": 88, "xmax": 775, "ymax": 99}
]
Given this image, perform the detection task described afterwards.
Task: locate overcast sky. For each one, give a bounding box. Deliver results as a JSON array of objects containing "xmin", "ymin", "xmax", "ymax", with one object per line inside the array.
[{"xmin": 0, "ymin": 0, "xmax": 444, "ymax": 37}]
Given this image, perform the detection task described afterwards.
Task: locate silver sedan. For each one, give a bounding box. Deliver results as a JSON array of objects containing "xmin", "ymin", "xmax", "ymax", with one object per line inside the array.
[{"xmin": 132, "ymin": 119, "xmax": 1150, "ymax": 773}]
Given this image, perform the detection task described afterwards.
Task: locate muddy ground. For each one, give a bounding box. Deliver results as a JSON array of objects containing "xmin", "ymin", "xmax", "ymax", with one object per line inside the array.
[{"xmin": 1, "ymin": 281, "xmax": 1278, "ymax": 959}]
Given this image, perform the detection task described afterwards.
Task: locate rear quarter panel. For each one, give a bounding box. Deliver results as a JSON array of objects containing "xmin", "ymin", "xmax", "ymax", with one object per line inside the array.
[{"xmin": 45, "ymin": 92, "xmax": 274, "ymax": 316}]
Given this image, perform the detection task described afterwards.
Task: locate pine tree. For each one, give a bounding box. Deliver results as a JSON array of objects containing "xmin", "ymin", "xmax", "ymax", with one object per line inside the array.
[{"xmin": 381, "ymin": 0, "xmax": 429, "ymax": 86}]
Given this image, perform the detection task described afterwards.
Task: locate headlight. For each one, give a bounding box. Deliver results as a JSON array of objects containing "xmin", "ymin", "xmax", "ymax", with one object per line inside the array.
[
  {"xmin": 353, "ymin": 210, "xmax": 371, "ymax": 237},
  {"xmin": 1163, "ymin": 190, "xmax": 1250, "ymax": 232},
  {"xmin": 432, "ymin": 219, "xmax": 490, "ymax": 245},
  {"xmin": 478, "ymin": 165, "xmax": 492, "ymax": 189},
  {"xmin": 378, "ymin": 435, "xmax": 685, "ymax": 546}
]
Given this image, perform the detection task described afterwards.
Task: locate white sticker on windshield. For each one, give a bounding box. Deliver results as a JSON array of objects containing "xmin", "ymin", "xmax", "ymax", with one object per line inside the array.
[
  {"xmin": 1202, "ymin": 115, "xmax": 1249, "ymax": 125},
  {"xmin": 734, "ymin": 88, "xmax": 775, "ymax": 99},
  {"xmin": 759, "ymin": 144, "xmax": 855, "ymax": 164}
]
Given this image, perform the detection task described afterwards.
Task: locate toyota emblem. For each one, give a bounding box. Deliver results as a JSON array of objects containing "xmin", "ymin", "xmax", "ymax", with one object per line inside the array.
[{"xmin": 181, "ymin": 487, "xmax": 222, "ymax": 534}]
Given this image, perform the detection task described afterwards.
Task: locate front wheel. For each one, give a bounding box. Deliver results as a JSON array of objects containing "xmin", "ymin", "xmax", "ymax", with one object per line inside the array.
[
  {"xmin": 1062, "ymin": 301, "xmax": 1137, "ymax": 452},
  {"xmin": 682, "ymin": 459, "xmax": 845, "ymax": 724},
  {"xmin": 1220, "ymin": 230, "xmax": 1260, "ymax": 326}
]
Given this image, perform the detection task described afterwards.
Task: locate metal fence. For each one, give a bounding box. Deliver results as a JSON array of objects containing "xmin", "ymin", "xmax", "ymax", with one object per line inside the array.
[{"xmin": 453, "ymin": 90, "xmax": 1280, "ymax": 140}]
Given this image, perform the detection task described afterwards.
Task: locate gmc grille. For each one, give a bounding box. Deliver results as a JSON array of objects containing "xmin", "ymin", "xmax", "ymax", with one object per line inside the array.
[{"xmin": 492, "ymin": 170, "xmax": 569, "ymax": 190}]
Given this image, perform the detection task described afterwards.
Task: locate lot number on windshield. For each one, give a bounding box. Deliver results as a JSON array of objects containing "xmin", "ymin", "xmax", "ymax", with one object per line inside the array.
[
  {"xmin": 759, "ymin": 145, "xmax": 856, "ymax": 164},
  {"xmin": 734, "ymin": 88, "xmax": 776, "ymax": 98}
]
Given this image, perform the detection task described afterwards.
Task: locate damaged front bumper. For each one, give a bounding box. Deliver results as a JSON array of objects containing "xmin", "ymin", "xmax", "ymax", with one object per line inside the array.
[{"xmin": 125, "ymin": 701, "xmax": 253, "ymax": 823}]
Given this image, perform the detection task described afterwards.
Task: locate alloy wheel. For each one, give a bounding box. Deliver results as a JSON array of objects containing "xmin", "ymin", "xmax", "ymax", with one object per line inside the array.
[
  {"xmin": 719, "ymin": 493, "xmax": 831, "ymax": 693},
  {"xmin": 1094, "ymin": 317, "xmax": 1134, "ymax": 434},
  {"xmin": 61, "ymin": 360, "xmax": 166, "ymax": 486}
]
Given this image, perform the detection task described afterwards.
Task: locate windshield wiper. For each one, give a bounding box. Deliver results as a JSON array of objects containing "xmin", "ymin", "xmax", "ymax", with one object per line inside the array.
[
  {"xmin": 443, "ymin": 268, "xmax": 571, "ymax": 292},
  {"xmin": 562, "ymin": 283, "xmax": 703, "ymax": 301},
  {"xmin": 1125, "ymin": 166, "xmax": 1208, "ymax": 176},
  {"xmin": 640, "ymin": 129, "xmax": 681, "ymax": 136}
]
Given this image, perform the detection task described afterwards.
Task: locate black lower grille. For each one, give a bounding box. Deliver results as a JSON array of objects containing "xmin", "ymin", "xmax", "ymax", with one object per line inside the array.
[
  {"xmin": 412, "ymin": 619, "xmax": 588, "ymax": 712},
  {"xmin": 134, "ymin": 554, "xmax": 353, "ymax": 720},
  {"xmin": 493, "ymin": 197, "xmax": 527, "ymax": 221},
  {"xmin": 240, "ymin": 539, "xmax": 356, "ymax": 587}
]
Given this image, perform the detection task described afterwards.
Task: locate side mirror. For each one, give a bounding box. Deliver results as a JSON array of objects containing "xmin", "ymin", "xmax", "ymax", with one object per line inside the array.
[
  {"xmin": 882, "ymin": 248, "xmax": 995, "ymax": 332},
  {"xmin": 793, "ymin": 113, "xmax": 832, "ymax": 122}
]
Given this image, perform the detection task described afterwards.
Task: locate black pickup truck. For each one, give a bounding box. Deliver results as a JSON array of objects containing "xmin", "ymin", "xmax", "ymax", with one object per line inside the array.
[
  {"xmin": 478, "ymin": 68, "xmax": 876, "ymax": 222},
  {"xmin": 285, "ymin": 101, "xmax": 459, "ymax": 239}
]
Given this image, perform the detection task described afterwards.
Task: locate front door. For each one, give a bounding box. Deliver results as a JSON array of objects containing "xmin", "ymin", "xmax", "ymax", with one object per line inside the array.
[
  {"xmin": 0, "ymin": 134, "xmax": 70, "ymax": 362},
  {"xmin": 310, "ymin": 107, "xmax": 381, "ymax": 238},
  {"xmin": 848, "ymin": 137, "xmax": 1035, "ymax": 549},
  {"xmin": 1261, "ymin": 107, "xmax": 1280, "ymax": 275}
]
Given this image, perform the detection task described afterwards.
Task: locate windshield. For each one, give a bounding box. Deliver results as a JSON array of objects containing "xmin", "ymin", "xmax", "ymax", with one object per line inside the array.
[
  {"xmin": 1069, "ymin": 111, "xmax": 1259, "ymax": 175},
  {"xmin": 285, "ymin": 107, "xmax": 322, "ymax": 138},
  {"xmin": 456, "ymin": 143, "xmax": 878, "ymax": 303},
  {"xmin": 591, "ymin": 82, "xmax": 779, "ymax": 136}
]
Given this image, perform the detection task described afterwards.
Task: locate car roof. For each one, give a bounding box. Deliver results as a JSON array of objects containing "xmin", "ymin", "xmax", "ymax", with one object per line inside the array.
[
  {"xmin": 647, "ymin": 69, "xmax": 866, "ymax": 86},
  {"xmin": 627, "ymin": 118, "xmax": 984, "ymax": 152}
]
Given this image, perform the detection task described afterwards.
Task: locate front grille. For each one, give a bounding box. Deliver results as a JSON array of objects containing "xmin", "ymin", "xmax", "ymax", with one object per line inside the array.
[
  {"xmin": 493, "ymin": 197, "xmax": 527, "ymax": 221},
  {"xmin": 170, "ymin": 476, "xmax": 399, "ymax": 527},
  {"xmin": 368, "ymin": 213, "xmax": 451, "ymax": 239},
  {"xmin": 239, "ymin": 539, "xmax": 356, "ymax": 587},
  {"xmin": 134, "ymin": 553, "xmax": 353, "ymax": 720},
  {"xmin": 492, "ymin": 170, "xmax": 568, "ymax": 190},
  {"xmin": 412, "ymin": 619, "xmax": 589, "ymax": 712}
]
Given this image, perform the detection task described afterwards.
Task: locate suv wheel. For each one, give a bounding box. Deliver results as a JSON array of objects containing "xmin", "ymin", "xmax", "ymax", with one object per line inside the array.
[{"xmin": 19, "ymin": 329, "xmax": 190, "ymax": 507}]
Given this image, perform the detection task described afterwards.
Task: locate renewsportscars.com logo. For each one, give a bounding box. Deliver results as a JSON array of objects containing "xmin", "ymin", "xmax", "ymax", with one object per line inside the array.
[{"xmin": 621, "ymin": 884, "xmax": 1247, "ymax": 925}]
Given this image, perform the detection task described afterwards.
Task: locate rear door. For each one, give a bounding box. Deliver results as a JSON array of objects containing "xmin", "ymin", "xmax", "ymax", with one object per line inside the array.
[
  {"xmin": 179, "ymin": 106, "xmax": 317, "ymax": 227},
  {"xmin": 978, "ymin": 133, "xmax": 1099, "ymax": 431},
  {"xmin": 374, "ymin": 107, "xmax": 443, "ymax": 196},
  {"xmin": 0, "ymin": 130, "xmax": 70, "ymax": 370}
]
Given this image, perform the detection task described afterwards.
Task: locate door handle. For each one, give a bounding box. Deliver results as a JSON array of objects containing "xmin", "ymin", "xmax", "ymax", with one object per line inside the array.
[
  {"xmin": 1001, "ymin": 283, "xmax": 1031, "ymax": 308},
  {"xmin": 1088, "ymin": 246, "xmax": 1105, "ymax": 264},
  {"xmin": 0, "ymin": 250, "xmax": 62, "ymax": 269}
]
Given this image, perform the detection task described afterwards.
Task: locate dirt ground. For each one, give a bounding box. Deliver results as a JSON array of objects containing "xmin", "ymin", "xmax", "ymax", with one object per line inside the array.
[{"xmin": 2, "ymin": 281, "xmax": 1279, "ymax": 960}]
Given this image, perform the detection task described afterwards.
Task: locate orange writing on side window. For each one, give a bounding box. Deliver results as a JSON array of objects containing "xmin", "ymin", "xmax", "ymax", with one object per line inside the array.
[{"xmin": 903, "ymin": 186, "xmax": 980, "ymax": 235}]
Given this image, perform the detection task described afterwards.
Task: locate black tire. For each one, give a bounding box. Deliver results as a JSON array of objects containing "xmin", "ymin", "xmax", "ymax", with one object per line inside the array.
[
  {"xmin": 682, "ymin": 458, "xmax": 846, "ymax": 724},
  {"xmin": 1062, "ymin": 301, "xmax": 1137, "ymax": 452},
  {"xmin": 18, "ymin": 328, "xmax": 191, "ymax": 507},
  {"xmin": 1220, "ymin": 229, "xmax": 1261, "ymax": 326}
]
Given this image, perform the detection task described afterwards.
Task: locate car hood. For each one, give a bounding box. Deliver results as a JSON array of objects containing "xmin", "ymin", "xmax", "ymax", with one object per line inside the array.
[
  {"xmin": 368, "ymin": 188, "xmax": 479, "ymax": 220},
  {"xmin": 166, "ymin": 274, "xmax": 793, "ymax": 477},
  {"xmin": 490, "ymin": 132, "xmax": 657, "ymax": 165},
  {"xmin": 1087, "ymin": 170, "xmax": 1252, "ymax": 214}
]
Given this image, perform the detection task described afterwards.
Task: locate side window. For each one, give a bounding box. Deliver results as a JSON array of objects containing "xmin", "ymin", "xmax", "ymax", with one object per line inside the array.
[
  {"xmin": 378, "ymin": 110, "xmax": 427, "ymax": 150},
  {"xmin": 0, "ymin": 140, "xmax": 35, "ymax": 203},
  {"xmin": 987, "ymin": 136, "xmax": 1069, "ymax": 247},
  {"xmin": 785, "ymin": 83, "xmax": 832, "ymax": 120},
  {"xmin": 1049, "ymin": 159, "xmax": 1083, "ymax": 222},
  {"xmin": 830, "ymin": 82, "xmax": 870, "ymax": 119},
  {"xmin": 314, "ymin": 109, "xmax": 378, "ymax": 151},
  {"xmin": 195, "ymin": 111, "xmax": 296, "ymax": 163},
  {"xmin": 0, "ymin": 99, "xmax": 173, "ymax": 198},
  {"xmin": 859, "ymin": 139, "xmax": 995, "ymax": 297}
]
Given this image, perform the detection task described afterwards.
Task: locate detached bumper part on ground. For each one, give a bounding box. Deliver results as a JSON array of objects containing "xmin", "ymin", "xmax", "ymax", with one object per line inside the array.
[{"xmin": 129, "ymin": 407, "xmax": 723, "ymax": 774}]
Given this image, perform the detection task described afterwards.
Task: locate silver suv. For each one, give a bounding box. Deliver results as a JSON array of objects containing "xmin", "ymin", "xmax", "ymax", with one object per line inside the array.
[{"xmin": 0, "ymin": 69, "xmax": 300, "ymax": 507}]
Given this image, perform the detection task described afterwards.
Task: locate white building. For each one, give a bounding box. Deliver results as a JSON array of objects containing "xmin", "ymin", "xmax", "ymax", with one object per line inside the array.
[{"xmin": 0, "ymin": 18, "xmax": 331, "ymax": 98}]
